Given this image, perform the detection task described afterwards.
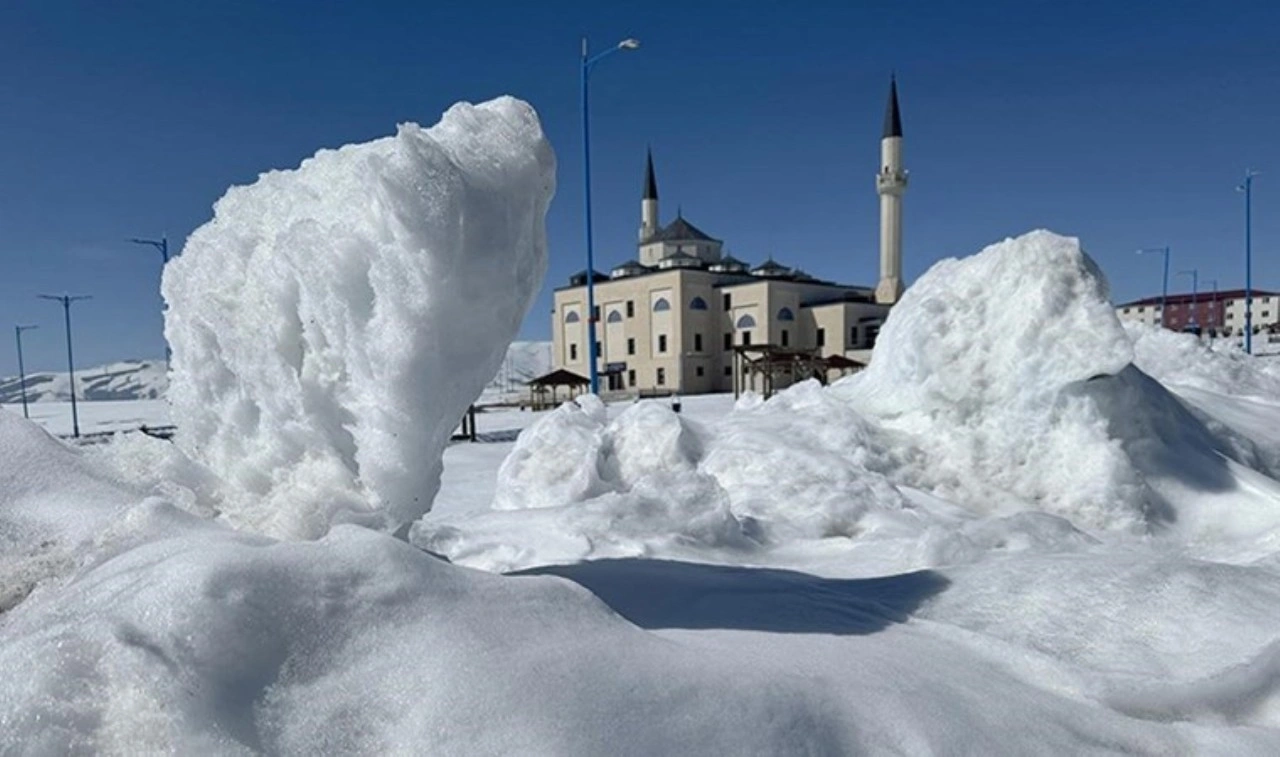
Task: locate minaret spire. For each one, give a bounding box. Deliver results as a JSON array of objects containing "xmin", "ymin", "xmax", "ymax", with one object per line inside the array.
[
  {"xmin": 875, "ymin": 75, "xmax": 907, "ymax": 305},
  {"xmin": 882, "ymin": 74, "xmax": 903, "ymax": 138},
  {"xmin": 643, "ymin": 147, "xmax": 659, "ymax": 200},
  {"xmin": 639, "ymin": 148, "xmax": 660, "ymax": 244}
]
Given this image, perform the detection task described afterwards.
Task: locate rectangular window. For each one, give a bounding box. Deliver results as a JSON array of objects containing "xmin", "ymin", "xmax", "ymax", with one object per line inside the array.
[
  {"xmin": 817, "ymin": 328, "xmax": 825, "ymax": 347},
  {"xmin": 1138, "ymin": 306, "xmax": 1145, "ymax": 313},
  {"xmin": 723, "ymin": 333, "xmax": 732, "ymax": 351},
  {"xmin": 593, "ymin": 306, "xmax": 600, "ymax": 321},
  {"xmin": 866, "ymin": 325, "xmax": 880, "ymax": 348},
  {"xmin": 628, "ymin": 369, "xmax": 636, "ymax": 387},
  {"xmin": 696, "ymin": 366, "xmax": 704, "ymax": 377},
  {"xmin": 694, "ymin": 333, "xmax": 703, "ymax": 352},
  {"xmin": 850, "ymin": 327, "xmax": 857, "ymax": 345},
  {"xmin": 1265, "ymin": 311, "xmax": 1272, "ymax": 318},
  {"xmin": 1123, "ymin": 307, "xmax": 1131, "ymax": 314},
  {"xmin": 627, "ymin": 338, "xmax": 636, "ymax": 355},
  {"xmin": 724, "ymin": 366, "xmax": 731, "ymax": 376},
  {"xmin": 570, "ymin": 344, "xmax": 578, "ymax": 361},
  {"xmin": 656, "ymin": 367, "xmax": 666, "ymax": 386},
  {"xmin": 781, "ymin": 329, "xmax": 789, "ymax": 347},
  {"xmin": 742, "ymin": 331, "xmax": 752, "ymax": 346},
  {"xmin": 658, "ymin": 334, "xmax": 668, "ymax": 353},
  {"xmin": 595, "ymin": 341, "xmax": 601, "ymax": 359},
  {"xmin": 626, "ymin": 300, "xmax": 635, "ymax": 318},
  {"xmin": 723, "ymin": 293, "xmax": 731, "ymax": 310}
]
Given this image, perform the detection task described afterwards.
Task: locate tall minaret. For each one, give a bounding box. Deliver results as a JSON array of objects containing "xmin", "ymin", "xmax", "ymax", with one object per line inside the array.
[
  {"xmin": 640, "ymin": 148, "xmax": 659, "ymax": 243},
  {"xmin": 875, "ymin": 76, "xmax": 908, "ymax": 305}
]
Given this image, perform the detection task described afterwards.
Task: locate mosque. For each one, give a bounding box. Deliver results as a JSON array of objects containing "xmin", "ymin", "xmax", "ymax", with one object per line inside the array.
[{"xmin": 551, "ymin": 77, "xmax": 909, "ymax": 395}]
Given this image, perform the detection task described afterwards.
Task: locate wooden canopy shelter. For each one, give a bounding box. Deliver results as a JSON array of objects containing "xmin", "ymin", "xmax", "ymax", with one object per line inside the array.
[
  {"xmin": 526, "ymin": 368, "xmax": 590, "ymax": 410},
  {"xmin": 732, "ymin": 346, "xmax": 868, "ymax": 399}
]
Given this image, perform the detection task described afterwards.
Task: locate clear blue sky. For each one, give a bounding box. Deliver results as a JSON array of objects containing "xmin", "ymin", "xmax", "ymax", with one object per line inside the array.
[{"xmin": 1, "ymin": 0, "xmax": 1277, "ymax": 375}]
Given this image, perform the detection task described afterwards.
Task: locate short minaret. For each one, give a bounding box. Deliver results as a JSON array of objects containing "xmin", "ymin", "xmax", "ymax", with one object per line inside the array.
[
  {"xmin": 875, "ymin": 76, "xmax": 908, "ymax": 305},
  {"xmin": 640, "ymin": 148, "xmax": 660, "ymax": 243}
]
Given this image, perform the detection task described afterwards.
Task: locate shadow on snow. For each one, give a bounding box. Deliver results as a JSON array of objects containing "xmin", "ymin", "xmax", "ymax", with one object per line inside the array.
[{"xmin": 517, "ymin": 558, "xmax": 950, "ymax": 636}]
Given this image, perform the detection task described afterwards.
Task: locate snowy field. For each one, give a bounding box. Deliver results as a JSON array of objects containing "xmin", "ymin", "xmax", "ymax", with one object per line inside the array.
[{"xmin": 6, "ymin": 96, "xmax": 1280, "ymax": 755}]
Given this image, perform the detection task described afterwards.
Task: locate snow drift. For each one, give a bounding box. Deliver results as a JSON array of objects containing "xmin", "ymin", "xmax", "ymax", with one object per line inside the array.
[{"xmin": 162, "ymin": 97, "xmax": 554, "ymax": 539}]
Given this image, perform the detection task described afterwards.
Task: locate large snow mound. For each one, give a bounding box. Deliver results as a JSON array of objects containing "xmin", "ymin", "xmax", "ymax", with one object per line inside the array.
[
  {"xmin": 162, "ymin": 96, "xmax": 554, "ymax": 539},
  {"xmin": 832, "ymin": 230, "xmax": 1242, "ymax": 533}
]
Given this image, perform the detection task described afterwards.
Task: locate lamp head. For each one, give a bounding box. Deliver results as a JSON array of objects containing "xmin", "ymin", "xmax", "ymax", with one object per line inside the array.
[{"xmin": 619, "ymin": 38, "xmax": 640, "ymax": 50}]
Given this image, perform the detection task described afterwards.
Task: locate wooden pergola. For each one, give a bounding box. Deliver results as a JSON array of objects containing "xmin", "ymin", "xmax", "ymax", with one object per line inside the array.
[
  {"xmin": 526, "ymin": 368, "xmax": 590, "ymax": 410},
  {"xmin": 732, "ymin": 346, "xmax": 867, "ymax": 399}
]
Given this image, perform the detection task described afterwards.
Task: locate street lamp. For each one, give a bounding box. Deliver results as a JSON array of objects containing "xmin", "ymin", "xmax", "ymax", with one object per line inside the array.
[
  {"xmin": 581, "ymin": 36, "xmax": 640, "ymax": 395},
  {"xmin": 130, "ymin": 235, "xmax": 171, "ymax": 363},
  {"xmin": 1137, "ymin": 246, "xmax": 1171, "ymax": 329},
  {"xmin": 14, "ymin": 324, "xmax": 38, "ymax": 420},
  {"xmin": 129, "ymin": 235, "xmax": 169, "ymax": 264},
  {"xmin": 37, "ymin": 294, "xmax": 92, "ymax": 438},
  {"xmin": 1238, "ymin": 171, "xmax": 1259, "ymax": 353},
  {"xmin": 1207, "ymin": 279, "xmax": 1219, "ymax": 337},
  {"xmin": 1176, "ymin": 269, "xmax": 1199, "ymax": 334}
]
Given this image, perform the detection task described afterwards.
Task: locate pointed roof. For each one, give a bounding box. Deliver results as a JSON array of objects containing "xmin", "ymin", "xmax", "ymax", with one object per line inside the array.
[
  {"xmin": 650, "ymin": 212, "xmax": 720, "ymax": 243},
  {"xmin": 883, "ymin": 75, "xmax": 903, "ymax": 139},
  {"xmin": 643, "ymin": 148, "xmax": 659, "ymax": 201}
]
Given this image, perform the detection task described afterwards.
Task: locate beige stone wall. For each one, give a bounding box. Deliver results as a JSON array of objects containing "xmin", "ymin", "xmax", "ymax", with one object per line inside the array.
[{"xmin": 554, "ymin": 272, "xmax": 889, "ymax": 395}]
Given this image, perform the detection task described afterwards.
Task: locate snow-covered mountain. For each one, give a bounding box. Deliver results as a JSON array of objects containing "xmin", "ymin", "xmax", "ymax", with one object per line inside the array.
[
  {"xmin": 0, "ymin": 342, "xmax": 552, "ymax": 405},
  {"xmin": 481, "ymin": 341, "xmax": 553, "ymax": 401},
  {"xmin": 0, "ymin": 360, "xmax": 168, "ymax": 404}
]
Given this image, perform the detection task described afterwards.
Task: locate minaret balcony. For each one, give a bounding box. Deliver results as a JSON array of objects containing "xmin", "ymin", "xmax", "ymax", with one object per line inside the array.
[{"xmin": 876, "ymin": 170, "xmax": 909, "ymax": 194}]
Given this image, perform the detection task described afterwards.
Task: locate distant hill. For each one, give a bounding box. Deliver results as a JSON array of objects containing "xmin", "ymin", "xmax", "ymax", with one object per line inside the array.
[
  {"xmin": 0, "ymin": 342, "xmax": 553, "ymax": 404},
  {"xmin": 0, "ymin": 360, "xmax": 167, "ymax": 404}
]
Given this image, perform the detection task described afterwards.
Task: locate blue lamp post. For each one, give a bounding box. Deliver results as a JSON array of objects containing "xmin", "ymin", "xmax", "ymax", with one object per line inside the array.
[
  {"xmin": 1137, "ymin": 246, "xmax": 1171, "ymax": 328},
  {"xmin": 1176, "ymin": 269, "xmax": 1199, "ymax": 333},
  {"xmin": 130, "ymin": 235, "xmax": 171, "ymax": 363},
  {"xmin": 581, "ymin": 36, "xmax": 640, "ymax": 395},
  {"xmin": 1238, "ymin": 171, "xmax": 1259, "ymax": 353}
]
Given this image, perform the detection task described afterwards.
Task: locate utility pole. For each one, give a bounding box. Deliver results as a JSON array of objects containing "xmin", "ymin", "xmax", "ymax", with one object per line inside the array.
[
  {"xmin": 37, "ymin": 294, "xmax": 91, "ymax": 438},
  {"xmin": 14, "ymin": 324, "xmax": 38, "ymax": 419}
]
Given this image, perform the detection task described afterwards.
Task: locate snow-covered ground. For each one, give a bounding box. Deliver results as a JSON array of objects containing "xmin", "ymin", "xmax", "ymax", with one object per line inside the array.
[{"xmin": 6, "ymin": 97, "xmax": 1280, "ymax": 754}]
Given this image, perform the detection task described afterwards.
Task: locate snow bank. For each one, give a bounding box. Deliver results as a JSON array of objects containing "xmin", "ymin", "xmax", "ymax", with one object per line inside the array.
[
  {"xmin": 162, "ymin": 97, "xmax": 554, "ymax": 539},
  {"xmin": 833, "ymin": 231, "xmax": 1193, "ymax": 531},
  {"xmin": 0, "ymin": 504, "xmax": 845, "ymax": 755},
  {"xmin": 702, "ymin": 381, "xmax": 909, "ymax": 539},
  {"xmin": 1128, "ymin": 322, "xmax": 1280, "ymax": 400},
  {"xmin": 0, "ymin": 413, "xmax": 140, "ymax": 612},
  {"xmin": 415, "ymin": 397, "xmax": 750, "ymax": 571}
]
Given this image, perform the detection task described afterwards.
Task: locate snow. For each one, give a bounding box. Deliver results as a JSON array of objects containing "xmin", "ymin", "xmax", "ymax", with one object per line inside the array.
[
  {"xmin": 0, "ymin": 359, "xmax": 167, "ymax": 404},
  {"xmin": 161, "ymin": 96, "xmax": 554, "ymax": 539},
  {"xmin": 7, "ymin": 193, "xmax": 1280, "ymax": 751}
]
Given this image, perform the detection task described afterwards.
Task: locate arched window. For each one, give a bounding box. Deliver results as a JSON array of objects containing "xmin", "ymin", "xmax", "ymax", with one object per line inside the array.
[
  {"xmin": 606, "ymin": 310, "xmax": 623, "ymax": 323},
  {"xmin": 736, "ymin": 314, "xmax": 756, "ymax": 329},
  {"xmin": 690, "ymin": 296, "xmax": 708, "ymax": 311},
  {"xmin": 565, "ymin": 311, "xmax": 580, "ymax": 323},
  {"xmin": 653, "ymin": 298, "xmax": 671, "ymax": 312},
  {"xmin": 777, "ymin": 307, "xmax": 795, "ymax": 322}
]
